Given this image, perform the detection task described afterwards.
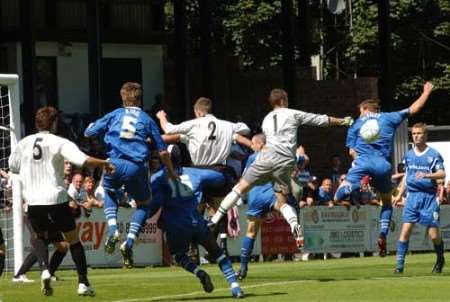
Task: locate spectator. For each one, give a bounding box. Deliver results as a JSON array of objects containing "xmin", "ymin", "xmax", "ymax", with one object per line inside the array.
[
  {"xmin": 391, "ymin": 163, "xmax": 405, "ymax": 189},
  {"xmin": 83, "ymin": 177, "xmax": 103, "ymax": 209},
  {"xmin": 358, "ymin": 176, "xmax": 379, "ymax": 206},
  {"xmin": 317, "ymin": 178, "xmax": 334, "ymax": 207},
  {"xmin": 63, "ymin": 160, "xmax": 73, "ymax": 188},
  {"xmin": 328, "ymin": 154, "xmax": 343, "ymax": 193},
  {"xmin": 437, "ymin": 179, "xmax": 448, "ymax": 205}
]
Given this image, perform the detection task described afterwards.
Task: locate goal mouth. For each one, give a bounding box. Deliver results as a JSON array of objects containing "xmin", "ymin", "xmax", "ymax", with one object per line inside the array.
[{"xmin": 0, "ymin": 74, "xmax": 22, "ymax": 275}]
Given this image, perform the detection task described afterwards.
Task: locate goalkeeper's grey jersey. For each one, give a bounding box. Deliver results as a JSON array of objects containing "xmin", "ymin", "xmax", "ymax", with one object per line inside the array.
[
  {"xmin": 262, "ymin": 108, "xmax": 329, "ymax": 158},
  {"xmin": 165, "ymin": 114, "xmax": 250, "ymax": 166},
  {"xmin": 9, "ymin": 132, "xmax": 88, "ymax": 206}
]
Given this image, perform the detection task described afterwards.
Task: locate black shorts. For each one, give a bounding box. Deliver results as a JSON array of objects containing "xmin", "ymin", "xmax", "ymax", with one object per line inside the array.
[
  {"xmin": 27, "ymin": 202, "xmax": 76, "ymax": 236},
  {"xmin": 0, "ymin": 227, "xmax": 4, "ymax": 245}
]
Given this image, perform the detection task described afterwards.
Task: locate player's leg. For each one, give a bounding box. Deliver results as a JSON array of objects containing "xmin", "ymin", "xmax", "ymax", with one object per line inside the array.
[
  {"xmin": 201, "ymin": 232, "xmax": 244, "ymax": 298},
  {"xmin": 211, "ymin": 150, "xmax": 281, "ymax": 226},
  {"xmin": 102, "ymin": 159, "xmax": 125, "ymax": 253},
  {"xmin": 49, "ymin": 238, "xmax": 69, "ymax": 279},
  {"xmin": 13, "ymin": 249, "xmax": 37, "ymax": 282},
  {"xmin": 395, "ymin": 194, "xmax": 418, "ymax": 273},
  {"xmin": 168, "ymin": 230, "xmax": 214, "ymax": 293},
  {"xmin": 53, "ymin": 203, "xmax": 94, "ymax": 296},
  {"xmin": 27, "ymin": 205, "xmax": 53, "ymax": 295},
  {"xmin": 121, "ymin": 162, "xmax": 152, "ymax": 268},
  {"xmin": 372, "ymin": 158, "xmax": 394, "ymax": 257},
  {"xmin": 421, "ymin": 195, "xmax": 445, "ymax": 273},
  {"xmin": 238, "ymin": 216, "xmax": 261, "ymax": 280},
  {"xmin": 210, "ymin": 179, "xmax": 250, "ymax": 225}
]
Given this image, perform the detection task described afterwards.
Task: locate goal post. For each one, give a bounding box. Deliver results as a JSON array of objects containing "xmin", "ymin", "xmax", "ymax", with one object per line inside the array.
[{"xmin": 0, "ymin": 74, "xmax": 22, "ymax": 274}]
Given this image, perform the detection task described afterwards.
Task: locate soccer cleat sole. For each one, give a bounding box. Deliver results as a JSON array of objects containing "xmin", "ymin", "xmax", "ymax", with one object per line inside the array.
[
  {"xmin": 104, "ymin": 236, "xmax": 120, "ymax": 254},
  {"xmin": 199, "ymin": 272, "xmax": 214, "ymax": 293},
  {"xmin": 120, "ymin": 245, "xmax": 134, "ymax": 269}
]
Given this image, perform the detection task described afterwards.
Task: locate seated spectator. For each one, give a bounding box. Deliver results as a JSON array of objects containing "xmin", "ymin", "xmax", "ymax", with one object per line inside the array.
[
  {"xmin": 83, "ymin": 176, "xmax": 104, "ymax": 209},
  {"xmin": 316, "ymin": 178, "xmax": 334, "ymax": 207},
  {"xmin": 357, "ymin": 176, "xmax": 379, "ymax": 206}
]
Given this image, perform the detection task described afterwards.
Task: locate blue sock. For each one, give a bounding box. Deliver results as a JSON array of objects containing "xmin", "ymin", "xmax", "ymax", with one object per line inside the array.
[
  {"xmin": 104, "ymin": 189, "xmax": 119, "ymax": 237},
  {"xmin": 379, "ymin": 204, "xmax": 393, "ymax": 238},
  {"xmin": 396, "ymin": 240, "xmax": 409, "ymax": 271},
  {"xmin": 240, "ymin": 236, "xmax": 255, "ymax": 273},
  {"xmin": 215, "ymin": 251, "xmax": 238, "ymax": 286},
  {"xmin": 174, "ymin": 254, "xmax": 201, "ymax": 277},
  {"xmin": 126, "ymin": 205, "xmax": 149, "ymax": 248}
]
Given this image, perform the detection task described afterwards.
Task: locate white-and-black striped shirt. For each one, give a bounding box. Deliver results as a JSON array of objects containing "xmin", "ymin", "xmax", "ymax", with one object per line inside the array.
[{"xmin": 9, "ymin": 131, "xmax": 88, "ymax": 206}]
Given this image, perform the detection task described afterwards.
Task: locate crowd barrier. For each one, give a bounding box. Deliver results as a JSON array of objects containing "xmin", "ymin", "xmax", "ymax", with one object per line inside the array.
[{"xmin": 5, "ymin": 205, "xmax": 450, "ymax": 268}]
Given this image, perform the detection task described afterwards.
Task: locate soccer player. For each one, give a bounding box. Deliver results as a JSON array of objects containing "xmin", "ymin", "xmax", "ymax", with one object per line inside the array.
[
  {"xmin": 85, "ymin": 82, "xmax": 177, "ymax": 268},
  {"xmin": 335, "ymin": 82, "xmax": 434, "ymax": 256},
  {"xmin": 209, "ymin": 88, "xmax": 353, "ymax": 246},
  {"xmin": 149, "ymin": 145, "xmax": 244, "ymax": 298},
  {"xmin": 157, "ymin": 100, "xmax": 251, "ymax": 253},
  {"xmin": 238, "ymin": 133, "xmax": 300, "ymax": 280},
  {"xmin": 393, "ymin": 123, "xmax": 445, "ymax": 273},
  {"xmin": 8, "ymin": 106, "xmax": 114, "ymax": 296}
]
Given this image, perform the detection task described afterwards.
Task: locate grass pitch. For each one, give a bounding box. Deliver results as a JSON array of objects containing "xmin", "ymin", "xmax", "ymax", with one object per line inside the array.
[{"xmin": 1, "ymin": 253, "xmax": 449, "ymax": 302}]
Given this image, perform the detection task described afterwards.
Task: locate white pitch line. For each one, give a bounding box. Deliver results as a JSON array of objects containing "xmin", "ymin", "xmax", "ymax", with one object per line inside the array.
[{"xmin": 106, "ymin": 275, "xmax": 442, "ymax": 302}]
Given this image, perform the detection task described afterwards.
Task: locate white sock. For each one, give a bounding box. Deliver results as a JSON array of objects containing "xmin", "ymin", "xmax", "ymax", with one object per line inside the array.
[
  {"xmin": 211, "ymin": 190, "xmax": 240, "ymax": 224},
  {"xmin": 279, "ymin": 203, "xmax": 299, "ymax": 232}
]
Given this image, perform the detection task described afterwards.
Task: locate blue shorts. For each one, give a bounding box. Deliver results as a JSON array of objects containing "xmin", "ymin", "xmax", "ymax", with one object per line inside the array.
[
  {"xmin": 346, "ymin": 155, "xmax": 392, "ymax": 194},
  {"xmin": 165, "ymin": 219, "xmax": 210, "ymax": 255},
  {"xmin": 103, "ymin": 158, "xmax": 151, "ymax": 202},
  {"xmin": 402, "ymin": 191, "xmax": 440, "ymax": 227},
  {"xmin": 247, "ymin": 193, "xmax": 277, "ymax": 218}
]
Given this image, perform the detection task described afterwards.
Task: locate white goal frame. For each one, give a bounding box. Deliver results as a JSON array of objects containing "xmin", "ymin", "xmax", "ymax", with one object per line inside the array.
[{"xmin": 0, "ymin": 74, "xmax": 22, "ymax": 274}]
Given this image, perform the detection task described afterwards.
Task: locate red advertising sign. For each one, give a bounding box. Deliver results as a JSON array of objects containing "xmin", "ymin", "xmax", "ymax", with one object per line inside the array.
[{"xmin": 261, "ymin": 212, "xmax": 298, "ymax": 254}]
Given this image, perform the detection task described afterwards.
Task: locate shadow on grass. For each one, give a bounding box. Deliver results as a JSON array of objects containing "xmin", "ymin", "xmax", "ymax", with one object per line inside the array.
[{"xmin": 154, "ymin": 292, "xmax": 287, "ymax": 301}]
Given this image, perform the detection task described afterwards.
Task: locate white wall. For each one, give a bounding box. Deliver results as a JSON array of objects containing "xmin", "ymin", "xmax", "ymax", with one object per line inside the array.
[{"xmin": 16, "ymin": 42, "xmax": 164, "ymax": 114}]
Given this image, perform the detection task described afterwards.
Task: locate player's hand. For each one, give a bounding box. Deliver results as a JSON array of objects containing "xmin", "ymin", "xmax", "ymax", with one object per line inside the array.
[
  {"xmin": 156, "ymin": 110, "xmax": 167, "ymax": 120},
  {"xmin": 423, "ymin": 82, "xmax": 433, "ymax": 94},
  {"xmin": 342, "ymin": 116, "xmax": 354, "ymax": 127},
  {"xmin": 415, "ymin": 171, "xmax": 426, "ymax": 179},
  {"xmin": 392, "ymin": 195, "xmax": 402, "ymax": 206},
  {"xmin": 105, "ymin": 162, "xmax": 116, "ymax": 175}
]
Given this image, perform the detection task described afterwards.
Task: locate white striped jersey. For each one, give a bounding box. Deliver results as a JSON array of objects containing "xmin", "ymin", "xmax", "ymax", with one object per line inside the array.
[
  {"xmin": 165, "ymin": 114, "xmax": 250, "ymax": 166},
  {"xmin": 262, "ymin": 108, "xmax": 329, "ymax": 158},
  {"xmin": 8, "ymin": 131, "xmax": 88, "ymax": 206}
]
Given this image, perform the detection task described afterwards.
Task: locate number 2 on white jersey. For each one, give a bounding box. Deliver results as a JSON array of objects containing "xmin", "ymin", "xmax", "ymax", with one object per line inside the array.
[{"xmin": 120, "ymin": 115, "xmax": 137, "ymax": 139}]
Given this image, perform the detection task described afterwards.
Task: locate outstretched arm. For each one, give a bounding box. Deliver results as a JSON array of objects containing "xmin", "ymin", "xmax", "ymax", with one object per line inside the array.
[
  {"xmin": 409, "ymin": 82, "xmax": 433, "ymax": 116},
  {"xmin": 328, "ymin": 116, "xmax": 354, "ymax": 127}
]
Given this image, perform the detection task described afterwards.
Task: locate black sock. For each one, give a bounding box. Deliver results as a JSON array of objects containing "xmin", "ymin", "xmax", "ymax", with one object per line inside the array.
[
  {"xmin": 0, "ymin": 253, "xmax": 5, "ymax": 277},
  {"xmin": 31, "ymin": 238, "xmax": 49, "ymax": 270},
  {"xmin": 70, "ymin": 242, "xmax": 89, "ymax": 286},
  {"xmin": 434, "ymin": 241, "xmax": 444, "ymax": 261},
  {"xmin": 15, "ymin": 251, "xmax": 38, "ymax": 277},
  {"xmin": 49, "ymin": 250, "xmax": 67, "ymax": 276}
]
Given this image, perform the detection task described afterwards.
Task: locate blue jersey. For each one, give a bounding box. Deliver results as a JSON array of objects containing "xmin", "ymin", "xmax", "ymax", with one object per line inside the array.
[
  {"xmin": 317, "ymin": 187, "xmax": 333, "ymax": 205},
  {"xmin": 346, "ymin": 109, "xmax": 409, "ymax": 160},
  {"xmin": 150, "ymin": 168, "xmax": 223, "ymax": 230},
  {"xmin": 85, "ymin": 107, "xmax": 166, "ymax": 163},
  {"xmin": 404, "ymin": 147, "xmax": 445, "ymax": 194}
]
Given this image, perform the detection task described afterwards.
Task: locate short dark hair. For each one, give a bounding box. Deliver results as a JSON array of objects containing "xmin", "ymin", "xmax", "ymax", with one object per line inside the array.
[
  {"xmin": 35, "ymin": 106, "xmax": 58, "ymax": 131},
  {"xmin": 358, "ymin": 99, "xmax": 380, "ymax": 112},
  {"xmin": 268, "ymin": 89, "xmax": 288, "ymax": 108},
  {"xmin": 194, "ymin": 97, "xmax": 212, "ymax": 114},
  {"xmin": 121, "ymin": 82, "xmax": 142, "ymax": 106},
  {"xmin": 411, "ymin": 122, "xmax": 427, "ymax": 133}
]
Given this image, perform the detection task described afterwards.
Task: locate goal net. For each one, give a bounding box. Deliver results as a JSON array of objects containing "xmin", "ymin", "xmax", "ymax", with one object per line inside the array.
[{"xmin": 0, "ymin": 74, "xmax": 22, "ymax": 275}]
